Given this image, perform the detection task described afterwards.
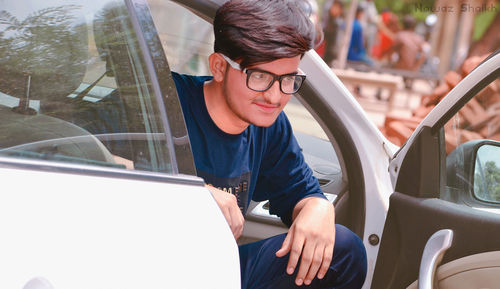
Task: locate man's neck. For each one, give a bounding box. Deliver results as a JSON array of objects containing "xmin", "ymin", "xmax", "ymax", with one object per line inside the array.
[{"xmin": 203, "ymin": 80, "xmax": 249, "ymax": 135}]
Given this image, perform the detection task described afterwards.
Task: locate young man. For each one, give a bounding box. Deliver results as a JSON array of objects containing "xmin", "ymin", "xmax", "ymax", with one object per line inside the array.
[{"xmin": 172, "ymin": 1, "xmax": 367, "ymax": 288}]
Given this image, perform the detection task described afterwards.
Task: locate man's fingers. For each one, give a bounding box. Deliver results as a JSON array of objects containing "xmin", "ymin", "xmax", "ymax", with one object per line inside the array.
[
  {"xmin": 318, "ymin": 244, "xmax": 334, "ymax": 279},
  {"xmin": 285, "ymin": 231, "xmax": 304, "ymax": 276},
  {"xmin": 294, "ymin": 241, "xmax": 315, "ymax": 286},
  {"xmin": 304, "ymin": 245, "xmax": 324, "ymax": 285},
  {"xmin": 223, "ymin": 207, "xmax": 238, "ymax": 237},
  {"xmin": 229, "ymin": 206, "xmax": 244, "ymax": 239},
  {"xmin": 276, "ymin": 228, "xmax": 293, "ymax": 258}
]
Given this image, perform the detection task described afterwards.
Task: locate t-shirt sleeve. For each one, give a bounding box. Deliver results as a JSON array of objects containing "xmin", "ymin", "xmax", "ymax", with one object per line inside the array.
[{"xmin": 253, "ymin": 113, "xmax": 326, "ymax": 227}]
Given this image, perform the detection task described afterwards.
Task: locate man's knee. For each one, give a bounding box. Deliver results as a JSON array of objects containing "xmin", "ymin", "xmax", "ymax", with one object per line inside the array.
[
  {"xmin": 330, "ymin": 224, "xmax": 367, "ymax": 286},
  {"xmin": 334, "ymin": 225, "xmax": 366, "ymax": 260}
]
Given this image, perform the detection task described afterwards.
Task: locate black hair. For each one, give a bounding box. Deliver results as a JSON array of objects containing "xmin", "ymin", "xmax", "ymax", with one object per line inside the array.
[
  {"xmin": 402, "ymin": 15, "xmax": 417, "ymax": 30},
  {"xmin": 213, "ymin": 0, "xmax": 314, "ymax": 68}
]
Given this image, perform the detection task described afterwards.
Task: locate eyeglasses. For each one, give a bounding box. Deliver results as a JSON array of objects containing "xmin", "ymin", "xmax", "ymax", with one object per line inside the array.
[{"xmin": 220, "ymin": 54, "xmax": 306, "ymax": 95}]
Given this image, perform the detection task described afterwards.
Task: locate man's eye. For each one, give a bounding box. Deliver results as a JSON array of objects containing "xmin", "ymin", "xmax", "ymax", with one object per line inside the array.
[
  {"xmin": 282, "ymin": 76, "xmax": 296, "ymax": 85},
  {"xmin": 251, "ymin": 72, "xmax": 269, "ymax": 81},
  {"xmin": 283, "ymin": 75, "xmax": 295, "ymax": 82}
]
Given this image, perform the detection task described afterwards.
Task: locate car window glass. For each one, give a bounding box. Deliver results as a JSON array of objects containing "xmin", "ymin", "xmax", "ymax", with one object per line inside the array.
[
  {"xmin": 444, "ymin": 79, "xmax": 500, "ymax": 154},
  {"xmin": 0, "ymin": 0, "xmax": 174, "ymax": 173},
  {"xmin": 442, "ymin": 77, "xmax": 500, "ymax": 203},
  {"xmin": 147, "ymin": 0, "xmax": 213, "ymax": 75}
]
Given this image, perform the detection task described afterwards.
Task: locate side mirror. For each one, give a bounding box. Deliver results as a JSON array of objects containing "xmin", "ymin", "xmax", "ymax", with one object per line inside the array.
[
  {"xmin": 473, "ymin": 142, "xmax": 500, "ymax": 202},
  {"xmin": 445, "ymin": 140, "xmax": 500, "ymax": 204}
]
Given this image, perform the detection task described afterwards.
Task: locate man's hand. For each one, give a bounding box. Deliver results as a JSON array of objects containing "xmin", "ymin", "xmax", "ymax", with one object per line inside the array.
[
  {"xmin": 205, "ymin": 184, "xmax": 245, "ymax": 240},
  {"xmin": 275, "ymin": 197, "xmax": 335, "ymax": 286}
]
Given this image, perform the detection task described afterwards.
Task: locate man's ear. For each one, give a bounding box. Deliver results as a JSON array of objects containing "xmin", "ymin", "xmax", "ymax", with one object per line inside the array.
[{"xmin": 208, "ymin": 53, "xmax": 226, "ymax": 82}]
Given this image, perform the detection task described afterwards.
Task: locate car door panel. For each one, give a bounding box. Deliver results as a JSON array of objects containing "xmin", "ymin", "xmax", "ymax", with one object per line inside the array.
[
  {"xmin": 372, "ymin": 51, "xmax": 500, "ymax": 289},
  {"xmin": 407, "ymin": 251, "xmax": 500, "ymax": 289},
  {"xmin": 0, "ymin": 158, "xmax": 240, "ymax": 289},
  {"xmin": 372, "ymin": 192, "xmax": 500, "ymax": 288}
]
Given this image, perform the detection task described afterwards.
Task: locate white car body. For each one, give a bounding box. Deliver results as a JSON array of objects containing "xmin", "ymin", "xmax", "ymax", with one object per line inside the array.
[{"xmin": 0, "ymin": 159, "xmax": 240, "ymax": 289}]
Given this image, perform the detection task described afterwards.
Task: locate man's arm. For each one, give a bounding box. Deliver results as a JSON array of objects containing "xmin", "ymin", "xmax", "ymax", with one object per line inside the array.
[
  {"xmin": 256, "ymin": 113, "xmax": 335, "ymax": 285},
  {"xmin": 275, "ymin": 196, "xmax": 336, "ymax": 286},
  {"xmin": 205, "ymin": 184, "xmax": 245, "ymax": 240}
]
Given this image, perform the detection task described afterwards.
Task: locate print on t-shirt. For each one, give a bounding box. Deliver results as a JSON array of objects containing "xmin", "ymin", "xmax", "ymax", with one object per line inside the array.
[{"xmin": 199, "ymin": 170, "xmax": 251, "ymax": 214}]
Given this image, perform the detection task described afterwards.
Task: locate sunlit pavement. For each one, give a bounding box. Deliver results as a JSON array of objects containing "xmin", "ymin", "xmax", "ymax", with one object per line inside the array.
[{"xmin": 285, "ymin": 78, "xmax": 434, "ymax": 141}]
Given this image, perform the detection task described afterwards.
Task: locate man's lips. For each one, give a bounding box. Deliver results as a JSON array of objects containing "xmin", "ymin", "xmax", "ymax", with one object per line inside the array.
[{"xmin": 254, "ymin": 102, "xmax": 279, "ymax": 113}]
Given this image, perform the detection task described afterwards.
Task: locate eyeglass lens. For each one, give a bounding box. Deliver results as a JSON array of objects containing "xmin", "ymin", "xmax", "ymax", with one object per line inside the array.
[{"xmin": 247, "ymin": 71, "xmax": 304, "ymax": 94}]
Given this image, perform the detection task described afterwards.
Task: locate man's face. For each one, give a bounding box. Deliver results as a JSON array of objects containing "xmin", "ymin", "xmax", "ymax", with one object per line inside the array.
[{"xmin": 222, "ymin": 55, "xmax": 301, "ymax": 128}]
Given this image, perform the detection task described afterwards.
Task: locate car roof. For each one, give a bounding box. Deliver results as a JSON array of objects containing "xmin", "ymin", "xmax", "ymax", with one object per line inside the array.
[{"xmin": 170, "ymin": 0, "xmax": 225, "ymax": 22}]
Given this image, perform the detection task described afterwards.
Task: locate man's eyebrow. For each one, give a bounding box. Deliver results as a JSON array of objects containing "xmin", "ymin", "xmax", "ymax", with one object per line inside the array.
[{"xmin": 247, "ymin": 67, "xmax": 300, "ymax": 75}]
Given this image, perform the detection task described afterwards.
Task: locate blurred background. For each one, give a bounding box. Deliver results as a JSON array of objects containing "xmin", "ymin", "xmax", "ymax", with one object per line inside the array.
[{"xmin": 309, "ymin": 0, "xmax": 500, "ymax": 146}]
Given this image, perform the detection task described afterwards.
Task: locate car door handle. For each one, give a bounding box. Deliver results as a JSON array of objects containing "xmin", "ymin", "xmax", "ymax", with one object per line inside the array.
[{"xmin": 418, "ymin": 229, "xmax": 454, "ymax": 289}]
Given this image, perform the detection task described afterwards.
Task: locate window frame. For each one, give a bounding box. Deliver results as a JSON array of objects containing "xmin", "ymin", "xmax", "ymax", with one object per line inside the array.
[{"xmin": 127, "ymin": 0, "xmax": 197, "ymax": 175}]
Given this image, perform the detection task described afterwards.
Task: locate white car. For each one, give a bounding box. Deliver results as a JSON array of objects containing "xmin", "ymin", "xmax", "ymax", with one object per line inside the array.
[{"xmin": 0, "ymin": 0, "xmax": 499, "ymax": 288}]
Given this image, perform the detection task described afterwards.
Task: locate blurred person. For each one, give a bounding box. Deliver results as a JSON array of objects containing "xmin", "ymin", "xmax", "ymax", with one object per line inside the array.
[
  {"xmin": 322, "ymin": 0, "xmax": 345, "ymax": 66},
  {"xmin": 348, "ymin": 7, "xmax": 374, "ymax": 67},
  {"xmin": 371, "ymin": 9, "xmax": 399, "ymax": 63},
  {"xmin": 171, "ymin": 0, "xmax": 367, "ymax": 288},
  {"xmin": 393, "ymin": 14, "xmax": 429, "ymax": 88},
  {"xmin": 359, "ymin": 0, "xmax": 379, "ymax": 54},
  {"xmin": 372, "ymin": 9, "xmax": 400, "ymax": 100}
]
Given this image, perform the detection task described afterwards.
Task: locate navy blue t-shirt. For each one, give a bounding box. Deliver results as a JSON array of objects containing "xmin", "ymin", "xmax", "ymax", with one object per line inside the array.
[{"xmin": 171, "ymin": 72, "xmax": 325, "ymax": 226}]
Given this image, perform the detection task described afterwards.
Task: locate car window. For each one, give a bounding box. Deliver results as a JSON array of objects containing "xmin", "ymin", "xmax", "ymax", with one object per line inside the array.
[
  {"xmin": 442, "ymin": 76, "xmax": 500, "ymax": 204},
  {"xmin": 443, "ymin": 79, "xmax": 500, "ymax": 154},
  {"xmin": 0, "ymin": 0, "xmax": 174, "ymax": 173},
  {"xmin": 147, "ymin": 0, "xmax": 213, "ymax": 75}
]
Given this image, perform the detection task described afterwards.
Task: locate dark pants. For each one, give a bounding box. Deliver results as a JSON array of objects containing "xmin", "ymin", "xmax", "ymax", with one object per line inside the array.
[{"xmin": 239, "ymin": 224, "xmax": 367, "ymax": 289}]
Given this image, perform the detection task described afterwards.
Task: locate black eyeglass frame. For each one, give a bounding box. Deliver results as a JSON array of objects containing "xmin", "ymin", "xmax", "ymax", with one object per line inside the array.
[
  {"xmin": 244, "ymin": 68, "xmax": 307, "ymax": 95},
  {"xmin": 220, "ymin": 53, "xmax": 306, "ymax": 95}
]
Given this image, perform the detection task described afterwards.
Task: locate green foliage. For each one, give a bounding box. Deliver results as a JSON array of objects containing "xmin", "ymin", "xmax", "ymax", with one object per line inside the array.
[
  {"xmin": 475, "ymin": 161, "xmax": 500, "ymax": 202},
  {"xmin": 0, "ymin": 5, "xmax": 85, "ymax": 74},
  {"xmin": 472, "ymin": 2, "xmax": 500, "ymax": 41},
  {"xmin": 374, "ymin": 0, "xmax": 434, "ymax": 21}
]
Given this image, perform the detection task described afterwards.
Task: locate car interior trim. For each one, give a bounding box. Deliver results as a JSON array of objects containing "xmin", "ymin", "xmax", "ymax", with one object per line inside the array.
[
  {"xmin": 407, "ymin": 250, "xmax": 500, "ymax": 289},
  {"xmin": 395, "ymin": 126, "xmax": 441, "ymax": 198},
  {"xmin": 372, "ymin": 192, "xmax": 500, "ymax": 289}
]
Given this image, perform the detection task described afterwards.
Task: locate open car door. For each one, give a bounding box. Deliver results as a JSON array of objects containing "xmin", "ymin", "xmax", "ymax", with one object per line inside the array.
[{"xmin": 371, "ymin": 50, "xmax": 500, "ymax": 289}]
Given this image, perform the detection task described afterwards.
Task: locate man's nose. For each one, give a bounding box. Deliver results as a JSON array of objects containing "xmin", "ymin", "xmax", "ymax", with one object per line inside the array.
[{"xmin": 263, "ymin": 80, "xmax": 282, "ymax": 104}]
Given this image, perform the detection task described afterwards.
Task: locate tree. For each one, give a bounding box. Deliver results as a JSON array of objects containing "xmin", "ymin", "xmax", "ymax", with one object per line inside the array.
[
  {"xmin": 475, "ymin": 160, "xmax": 500, "ymax": 202},
  {"xmin": 0, "ymin": 6, "xmax": 87, "ymax": 101},
  {"xmin": 468, "ymin": 3, "xmax": 500, "ymax": 57}
]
